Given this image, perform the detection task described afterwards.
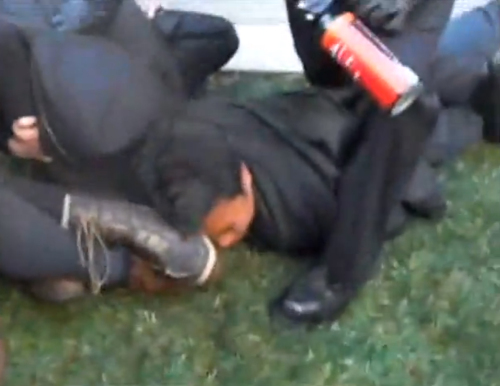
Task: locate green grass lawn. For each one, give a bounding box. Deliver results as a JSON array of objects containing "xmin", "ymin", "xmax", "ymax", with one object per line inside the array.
[{"xmin": 2, "ymin": 75, "xmax": 500, "ymax": 385}]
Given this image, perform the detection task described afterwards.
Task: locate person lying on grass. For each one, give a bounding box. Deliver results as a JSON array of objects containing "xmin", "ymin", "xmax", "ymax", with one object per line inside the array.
[{"xmin": 133, "ymin": 0, "xmax": 500, "ymax": 326}]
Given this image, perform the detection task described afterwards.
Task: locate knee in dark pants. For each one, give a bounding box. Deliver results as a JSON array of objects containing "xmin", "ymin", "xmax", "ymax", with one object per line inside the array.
[
  {"xmin": 153, "ymin": 10, "xmax": 239, "ymax": 64},
  {"xmin": 196, "ymin": 14, "xmax": 239, "ymax": 63},
  {"xmin": 209, "ymin": 15, "xmax": 239, "ymax": 65},
  {"xmin": 180, "ymin": 11, "xmax": 239, "ymax": 58}
]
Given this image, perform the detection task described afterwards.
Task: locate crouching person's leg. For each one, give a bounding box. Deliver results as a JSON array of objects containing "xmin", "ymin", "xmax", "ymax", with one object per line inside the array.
[{"xmin": 0, "ymin": 180, "xmax": 132, "ymax": 301}]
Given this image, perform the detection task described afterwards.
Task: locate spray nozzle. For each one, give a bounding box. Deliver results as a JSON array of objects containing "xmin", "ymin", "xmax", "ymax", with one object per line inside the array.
[{"xmin": 296, "ymin": 0, "xmax": 335, "ymax": 20}]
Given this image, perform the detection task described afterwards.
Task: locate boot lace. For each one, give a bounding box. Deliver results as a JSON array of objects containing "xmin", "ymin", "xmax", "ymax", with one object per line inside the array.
[{"xmin": 75, "ymin": 218, "xmax": 111, "ymax": 294}]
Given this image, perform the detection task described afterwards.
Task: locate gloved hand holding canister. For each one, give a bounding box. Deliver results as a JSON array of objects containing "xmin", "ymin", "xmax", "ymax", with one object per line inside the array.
[
  {"xmin": 343, "ymin": 0, "xmax": 419, "ymax": 33},
  {"xmin": 298, "ymin": 0, "xmax": 420, "ymax": 33},
  {"xmin": 297, "ymin": 1, "xmax": 424, "ymax": 115},
  {"xmin": 319, "ymin": 11, "xmax": 424, "ymax": 115}
]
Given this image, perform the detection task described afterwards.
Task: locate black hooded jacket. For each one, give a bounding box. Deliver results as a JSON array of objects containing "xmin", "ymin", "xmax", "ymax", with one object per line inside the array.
[
  {"xmin": 157, "ymin": 78, "xmax": 484, "ymax": 255},
  {"xmin": 30, "ymin": 32, "xmax": 175, "ymax": 202},
  {"xmin": 170, "ymin": 89, "xmax": 360, "ymax": 254}
]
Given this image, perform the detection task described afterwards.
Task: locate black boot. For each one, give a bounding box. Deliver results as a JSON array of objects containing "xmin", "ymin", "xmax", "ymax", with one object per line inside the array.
[
  {"xmin": 62, "ymin": 194, "xmax": 218, "ymax": 286},
  {"xmin": 269, "ymin": 265, "xmax": 358, "ymax": 327},
  {"xmin": 472, "ymin": 57, "xmax": 500, "ymax": 143}
]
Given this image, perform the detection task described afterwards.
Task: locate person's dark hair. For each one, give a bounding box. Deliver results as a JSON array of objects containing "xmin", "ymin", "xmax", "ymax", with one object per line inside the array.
[{"xmin": 133, "ymin": 115, "xmax": 243, "ymax": 236}]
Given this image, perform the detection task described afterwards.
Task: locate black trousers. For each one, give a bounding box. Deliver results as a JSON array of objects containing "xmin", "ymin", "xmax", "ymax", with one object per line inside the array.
[
  {"xmin": 286, "ymin": 0, "xmax": 457, "ymax": 286},
  {"xmin": 0, "ymin": 174, "xmax": 131, "ymax": 287}
]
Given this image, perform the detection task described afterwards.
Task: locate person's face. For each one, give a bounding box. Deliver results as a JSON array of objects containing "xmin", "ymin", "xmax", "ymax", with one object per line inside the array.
[{"xmin": 203, "ymin": 165, "xmax": 255, "ymax": 249}]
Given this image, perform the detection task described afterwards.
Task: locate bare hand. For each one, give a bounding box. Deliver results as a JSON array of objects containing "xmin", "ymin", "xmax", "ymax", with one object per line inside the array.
[{"xmin": 8, "ymin": 117, "xmax": 52, "ymax": 162}]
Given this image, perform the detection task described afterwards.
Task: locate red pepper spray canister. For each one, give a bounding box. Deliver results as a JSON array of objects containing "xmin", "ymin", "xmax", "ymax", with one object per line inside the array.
[{"xmin": 319, "ymin": 12, "xmax": 423, "ymax": 115}]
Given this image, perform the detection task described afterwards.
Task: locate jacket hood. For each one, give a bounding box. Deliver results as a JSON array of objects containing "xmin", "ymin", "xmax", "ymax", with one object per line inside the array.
[{"xmin": 30, "ymin": 32, "xmax": 168, "ymax": 164}]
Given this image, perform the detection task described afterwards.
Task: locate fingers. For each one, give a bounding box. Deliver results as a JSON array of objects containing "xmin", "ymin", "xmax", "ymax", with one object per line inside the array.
[
  {"xmin": 8, "ymin": 136, "xmax": 52, "ymax": 163},
  {"xmin": 16, "ymin": 116, "xmax": 37, "ymax": 127},
  {"xmin": 12, "ymin": 116, "xmax": 39, "ymax": 142},
  {"xmin": 354, "ymin": 2, "xmax": 403, "ymax": 32},
  {"xmin": 7, "ymin": 137, "xmax": 31, "ymax": 159},
  {"xmin": 9, "ymin": 116, "xmax": 52, "ymax": 162}
]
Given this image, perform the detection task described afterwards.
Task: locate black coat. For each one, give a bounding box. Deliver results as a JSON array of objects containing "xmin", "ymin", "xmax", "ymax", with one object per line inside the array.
[{"xmin": 29, "ymin": 32, "xmax": 175, "ymax": 203}]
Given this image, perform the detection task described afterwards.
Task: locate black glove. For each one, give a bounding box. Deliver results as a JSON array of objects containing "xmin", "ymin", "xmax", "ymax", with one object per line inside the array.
[{"xmin": 344, "ymin": 0, "xmax": 419, "ymax": 33}]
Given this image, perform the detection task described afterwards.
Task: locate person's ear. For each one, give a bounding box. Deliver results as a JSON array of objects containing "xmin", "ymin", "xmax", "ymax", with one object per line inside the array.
[{"xmin": 241, "ymin": 164, "xmax": 253, "ymax": 195}]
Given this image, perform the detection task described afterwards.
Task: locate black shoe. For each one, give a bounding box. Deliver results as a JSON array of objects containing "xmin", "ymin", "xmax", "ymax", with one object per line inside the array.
[
  {"xmin": 472, "ymin": 57, "xmax": 500, "ymax": 143},
  {"xmin": 269, "ymin": 266, "xmax": 357, "ymax": 327}
]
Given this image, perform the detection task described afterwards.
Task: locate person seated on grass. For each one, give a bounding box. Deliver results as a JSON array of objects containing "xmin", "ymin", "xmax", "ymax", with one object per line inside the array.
[
  {"xmin": 0, "ymin": 0, "xmax": 499, "ymax": 329},
  {"xmin": 0, "ymin": 5, "xmax": 239, "ymax": 301},
  {"xmin": 0, "ymin": 0, "xmax": 239, "ymax": 154}
]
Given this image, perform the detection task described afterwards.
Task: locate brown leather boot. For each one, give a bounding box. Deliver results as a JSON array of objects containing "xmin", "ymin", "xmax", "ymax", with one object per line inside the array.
[{"xmin": 61, "ymin": 194, "xmax": 218, "ymax": 286}]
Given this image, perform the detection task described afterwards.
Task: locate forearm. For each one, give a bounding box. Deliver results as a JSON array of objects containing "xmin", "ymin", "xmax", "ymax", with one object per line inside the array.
[{"xmin": 286, "ymin": 0, "xmax": 454, "ymax": 87}]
